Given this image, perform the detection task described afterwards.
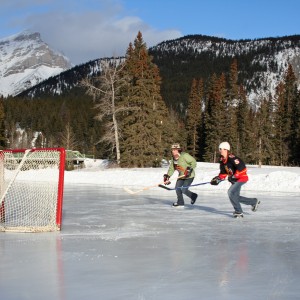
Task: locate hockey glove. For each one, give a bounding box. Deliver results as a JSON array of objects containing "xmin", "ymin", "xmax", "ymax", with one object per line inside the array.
[
  {"xmin": 210, "ymin": 176, "xmax": 222, "ymax": 185},
  {"xmin": 184, "ymin": 166, "xmax": 193, "ymax": 178},
  {"xmin": 228, "ymin": 175, "xmax": 238, "ymax": 184},
  {"xmin": 163, "ymin": 174, "xmax": 171, "ymax": 185}
]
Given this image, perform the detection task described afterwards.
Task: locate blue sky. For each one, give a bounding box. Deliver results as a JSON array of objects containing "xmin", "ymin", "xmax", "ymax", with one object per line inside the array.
[{"xmin": 0, "ymin": 0, "xmax": 299, "ymax": 64}]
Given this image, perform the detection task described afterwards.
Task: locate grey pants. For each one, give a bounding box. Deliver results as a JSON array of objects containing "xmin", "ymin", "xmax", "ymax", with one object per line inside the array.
[
  {"xmin": 175, "ymin": 178, "xmax": 197, "ymax": 205},
  {"xmin": 228, "ymin": 181, "xmax": 257, "ymax": 213}
]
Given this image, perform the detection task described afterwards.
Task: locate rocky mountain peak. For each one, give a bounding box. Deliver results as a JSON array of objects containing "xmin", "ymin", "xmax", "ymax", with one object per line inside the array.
[{"xmin": 0, "ymin": 31, "xmax": 72, "ymax": 97}]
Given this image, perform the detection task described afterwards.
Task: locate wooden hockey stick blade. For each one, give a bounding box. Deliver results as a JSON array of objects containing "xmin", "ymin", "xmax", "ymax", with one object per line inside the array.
[
  {"xmin": 123, "ymin": 187, "xmax": 137, "ymax": 194},
  {"xmin": 124, "ymin": 175, "xmax": 187, "ymax": 195},
  {"xmin": 123, "ymin": 184, "xmax": 160, "ymax": 195}
]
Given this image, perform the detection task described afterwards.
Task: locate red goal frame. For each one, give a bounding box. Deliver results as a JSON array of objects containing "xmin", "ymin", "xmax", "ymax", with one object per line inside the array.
[{"xmin": 1, "ymin": 148, "xmax": 66, "ymax": 231}]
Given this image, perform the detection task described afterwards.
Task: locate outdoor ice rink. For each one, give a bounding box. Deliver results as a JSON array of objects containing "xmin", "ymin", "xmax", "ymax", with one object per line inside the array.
[{"xmin": 1, "ymin": 183, "xmax": 299, "ymax": 300}]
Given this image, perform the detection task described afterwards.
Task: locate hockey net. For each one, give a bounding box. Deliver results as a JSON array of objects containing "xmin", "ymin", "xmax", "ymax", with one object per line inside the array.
[{"xmin": 0, "ymin": 148, "xmax": 65, "ymax": 233}]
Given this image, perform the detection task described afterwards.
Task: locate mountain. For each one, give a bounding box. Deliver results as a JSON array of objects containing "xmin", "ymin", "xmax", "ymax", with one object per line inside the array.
[
  {"xmin": 149, "ymin": 35, "xmax": 300, "ymax": 111},
  {"xmin": 17, "ymin": 34, "xmax": 300, "ymax": 113},
  {"xmin": 0, "ymin": 31, "xmax": 72, "ymax": 97},
  {"xmin": 17, "ymin": 56, "xmax": 124, "ymax": 98}
]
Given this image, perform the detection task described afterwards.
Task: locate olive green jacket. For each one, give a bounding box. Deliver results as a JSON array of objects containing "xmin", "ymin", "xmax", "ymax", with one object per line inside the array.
[{"xmin": 167, "ymin": 152, "xmax": 197, "ymax": 178}]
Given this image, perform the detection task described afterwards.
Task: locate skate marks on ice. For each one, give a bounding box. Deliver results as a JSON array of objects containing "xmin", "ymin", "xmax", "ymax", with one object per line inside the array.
[{"xmin": 1, "ymin": 185, "xmax": 300, "ymax": 300}]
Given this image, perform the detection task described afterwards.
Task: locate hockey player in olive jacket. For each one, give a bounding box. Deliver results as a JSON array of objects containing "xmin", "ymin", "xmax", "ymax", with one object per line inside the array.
[
  {"xmin": 210, "ymin": 142, "xmax": 260, "ymax": 218},
  {"xmin": 163, "ymin": 143, "xmax": 198, "ymax": 207}
]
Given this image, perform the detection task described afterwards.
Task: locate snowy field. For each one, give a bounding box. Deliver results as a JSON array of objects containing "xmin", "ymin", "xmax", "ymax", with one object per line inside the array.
[{"xmin": 1, "ymin": 159, "xmax": 300, "ymax": 300}]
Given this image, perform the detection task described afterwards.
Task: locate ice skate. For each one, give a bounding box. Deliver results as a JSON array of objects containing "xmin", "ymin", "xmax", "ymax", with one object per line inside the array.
[
  {"xmin": 233, "ymin": 211, "xmax": 244, "ymax": 218},
  {"xmin": 191, "ymin": 194, "xmax": 198, "ymax": 205},
  {"xmin": 172, "ymin": 202, "xmax": 184, "ymax": 208},
  {"xmin": 252, "ymin": 199, "xmax": 260, "ymax": 212}
]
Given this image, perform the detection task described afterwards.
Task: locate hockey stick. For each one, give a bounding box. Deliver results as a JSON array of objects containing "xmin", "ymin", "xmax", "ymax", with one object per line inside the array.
[
  {"xmin": 0, "ymin": 149, "xmax": 31, "ymax": 204},
  {"xmin": 158, "ymin": 181, "xmax": 211, "ymax": 191},
  {"xmin": 124, "ymin": 175, "xmax": 186, "ymax": 195}
]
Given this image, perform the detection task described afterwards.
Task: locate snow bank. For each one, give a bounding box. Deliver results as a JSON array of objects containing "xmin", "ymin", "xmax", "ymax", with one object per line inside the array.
[{"xmin": 64, "ymin": 159, "xmax": 300, "ymax": 193}]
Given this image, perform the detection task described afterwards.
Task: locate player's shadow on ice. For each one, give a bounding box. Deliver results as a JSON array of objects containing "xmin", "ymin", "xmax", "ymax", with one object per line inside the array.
[
  {"xmin": 185, "ymin": 205, "xmax": 234, "ymax": 217},
  {"xmin": 145, "ymin": 197, "xmax": 233, "ymax": 217}
]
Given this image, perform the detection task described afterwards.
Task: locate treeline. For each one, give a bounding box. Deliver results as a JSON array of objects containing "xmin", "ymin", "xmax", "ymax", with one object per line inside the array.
[
  {"xmin": 186, "ymin": 61, "xmax": 300, "ymax": 166},
  {"xmin": 1, "ymin": 32, "xmax": 300, "ymax": 166},
  {"xmin": 3, "ymin": 90, "xmax": 106, "ymax": 157}
]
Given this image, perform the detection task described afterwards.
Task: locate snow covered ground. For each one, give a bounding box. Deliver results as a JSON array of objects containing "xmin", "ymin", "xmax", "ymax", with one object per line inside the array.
[
  {"xmin": 1, "ymin": 159, "xmax": 300, "ymax": 299},
  {"xmin": 68, "ymin": 159, "xmax": 300, "ymax": 193}
]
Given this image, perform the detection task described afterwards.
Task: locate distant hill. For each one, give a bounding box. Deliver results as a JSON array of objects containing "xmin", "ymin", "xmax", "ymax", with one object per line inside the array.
[
  {"xmin": 17, "ymin": 34, "xmax": 300, "ymax": 115},
  {"xmin": 149, "ymin": 34, "xmax": 300, "ymax": 113}
]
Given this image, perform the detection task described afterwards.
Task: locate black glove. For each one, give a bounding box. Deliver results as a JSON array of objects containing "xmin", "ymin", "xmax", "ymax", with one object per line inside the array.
[
  {"xmin": 228, "ymin": 175, "xmax": 238, "ymax": 184},
  {"xmin": 163, "ymin": 174, "xmax": 170, "ymax": 185},
  {"xmin": 211, "ymin": 176, "xmax": 222, "ymax": 185},
  {"xmin": 184, "ymin": 166, "xmax": 193, "ymax": 178}
]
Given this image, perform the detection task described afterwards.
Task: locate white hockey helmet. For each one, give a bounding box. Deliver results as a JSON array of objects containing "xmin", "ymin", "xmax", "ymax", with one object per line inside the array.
[{"xmin": 219, "ymin": 142, "xmax": 230, "ymax": 151}]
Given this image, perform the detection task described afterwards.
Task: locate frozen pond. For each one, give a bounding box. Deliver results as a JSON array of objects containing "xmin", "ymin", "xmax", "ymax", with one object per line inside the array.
[{"xmin": 1, "ymin": 184, "xmax": 300, "ymax": 300}]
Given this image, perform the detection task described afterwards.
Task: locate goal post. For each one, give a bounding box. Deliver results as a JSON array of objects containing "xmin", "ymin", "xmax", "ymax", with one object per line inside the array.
[{"xmin": 0, "ymin": 148, "xmax": 66, "ymax": 232}]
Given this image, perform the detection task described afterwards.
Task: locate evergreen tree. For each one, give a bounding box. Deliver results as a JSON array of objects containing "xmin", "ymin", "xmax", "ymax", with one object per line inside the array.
[
  {"xmin": 274, "ymin": 64, "xmax": 298, "ymax": 165},
  {"xmin": 274, "ymin": 82, "xmax": 286, "ymax": 165},
  {"xmin": 236, "ymin": 85, "xmax": 251, "ymax": 158},
  {"xmin": 217, "ymin": 72, "xmax": 229, "ymax": 141},
  {"xmin": 186, "ymin": 78, "xmax": 203, "ymax": 159},
  {"xmin": 290, "ymin": 83, "xmax": 300, "ymax": 165},
  {"xmin": 203, "ymin": 73, "xmax": 226, "ymax": 162},
  {"xmin": 120, "ymin": 31, "xmax": 174, "ymax": 167},
  {"xmin": 283, "ymin": 64, "xmax": 298, "ymax": 164},
  {"xmin": 244, "ymin": 107, "xmax": 257, "ymax": 164},
  {"xmin": 228, "ymin": 59, "xmax": 239, "ymax": 100},
  {"xmin": 224, "ymin": 59, "xmax": 239, "ymax": 151},
  {"xmin": 255, "ymin": 95, "xmax": 277, "ymax": 166}
]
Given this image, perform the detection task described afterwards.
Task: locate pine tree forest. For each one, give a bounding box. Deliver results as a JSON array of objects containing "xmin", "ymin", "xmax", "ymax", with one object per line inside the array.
[{"xmin": 2, "ymin": 32, "xmax": 300, "ymax": 167}]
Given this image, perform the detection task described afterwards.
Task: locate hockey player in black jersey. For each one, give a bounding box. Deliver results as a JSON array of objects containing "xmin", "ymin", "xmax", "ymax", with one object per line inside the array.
[{"xmin": 210, "ymin": 142, "xmax": 260, "ymax": 218}]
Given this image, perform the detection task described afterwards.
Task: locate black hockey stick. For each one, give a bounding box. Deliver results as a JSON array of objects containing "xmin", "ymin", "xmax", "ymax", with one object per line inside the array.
[{"xmin": 158, "ymin": 181, "xmax": 211, "ymax": 191}]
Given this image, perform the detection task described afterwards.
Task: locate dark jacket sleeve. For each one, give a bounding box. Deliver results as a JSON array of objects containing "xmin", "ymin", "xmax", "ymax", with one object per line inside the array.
[
  {"xmin": 219, "ymin": 163, "xmax": 228, "ymax": 180},
  {"xmin": 229, "ymin": 156, "xmax": 247, "ymax": 179}
]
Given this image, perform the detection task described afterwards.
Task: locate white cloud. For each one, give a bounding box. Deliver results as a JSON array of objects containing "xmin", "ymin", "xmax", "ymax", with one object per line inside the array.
[{"xmin": 16, "ymin": 2, "xmax": 182, "ymax": 65}]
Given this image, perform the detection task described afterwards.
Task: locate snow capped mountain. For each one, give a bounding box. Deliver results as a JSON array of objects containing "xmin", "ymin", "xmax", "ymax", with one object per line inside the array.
[
  {"xmin": 0, "ymin": 31, "xmax": 72, "ymax": 97},
  {"xmin": 152, "ymin": 35, "xmax": 300, "ymax": 107},
  {"xmin": 15, "ymin": 33, "xmax": 300, "ymax": 113}
]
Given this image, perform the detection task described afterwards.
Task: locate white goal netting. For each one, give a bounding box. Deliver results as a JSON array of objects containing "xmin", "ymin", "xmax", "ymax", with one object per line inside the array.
[{"xmin": 0, "ymin": 148, "xmax": 65, "ymax": 232}]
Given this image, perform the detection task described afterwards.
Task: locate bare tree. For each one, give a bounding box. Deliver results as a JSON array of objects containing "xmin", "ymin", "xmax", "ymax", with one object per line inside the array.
[
  {"xmin": 81, "ymin": 58, "xmax": 132, "ymax": 165},
  {"xmin": 60, "ymin": 122, "xmax": 78, "ymax": 150}
]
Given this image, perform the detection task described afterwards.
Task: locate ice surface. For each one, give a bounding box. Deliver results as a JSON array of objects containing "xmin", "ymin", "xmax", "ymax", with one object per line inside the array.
[{"xmin": 1, "ymin": 180, "xmax": 300, "ymax": 300}]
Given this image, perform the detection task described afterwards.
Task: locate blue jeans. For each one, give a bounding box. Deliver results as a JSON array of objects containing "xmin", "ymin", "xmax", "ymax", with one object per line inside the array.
[
  {"xmin": 228, "ymin": 182, "xmax": 257, "ymax": 213},
  {"xmin": 175, "ymin": 178, "xmax": 197, "ymax": 205}
]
